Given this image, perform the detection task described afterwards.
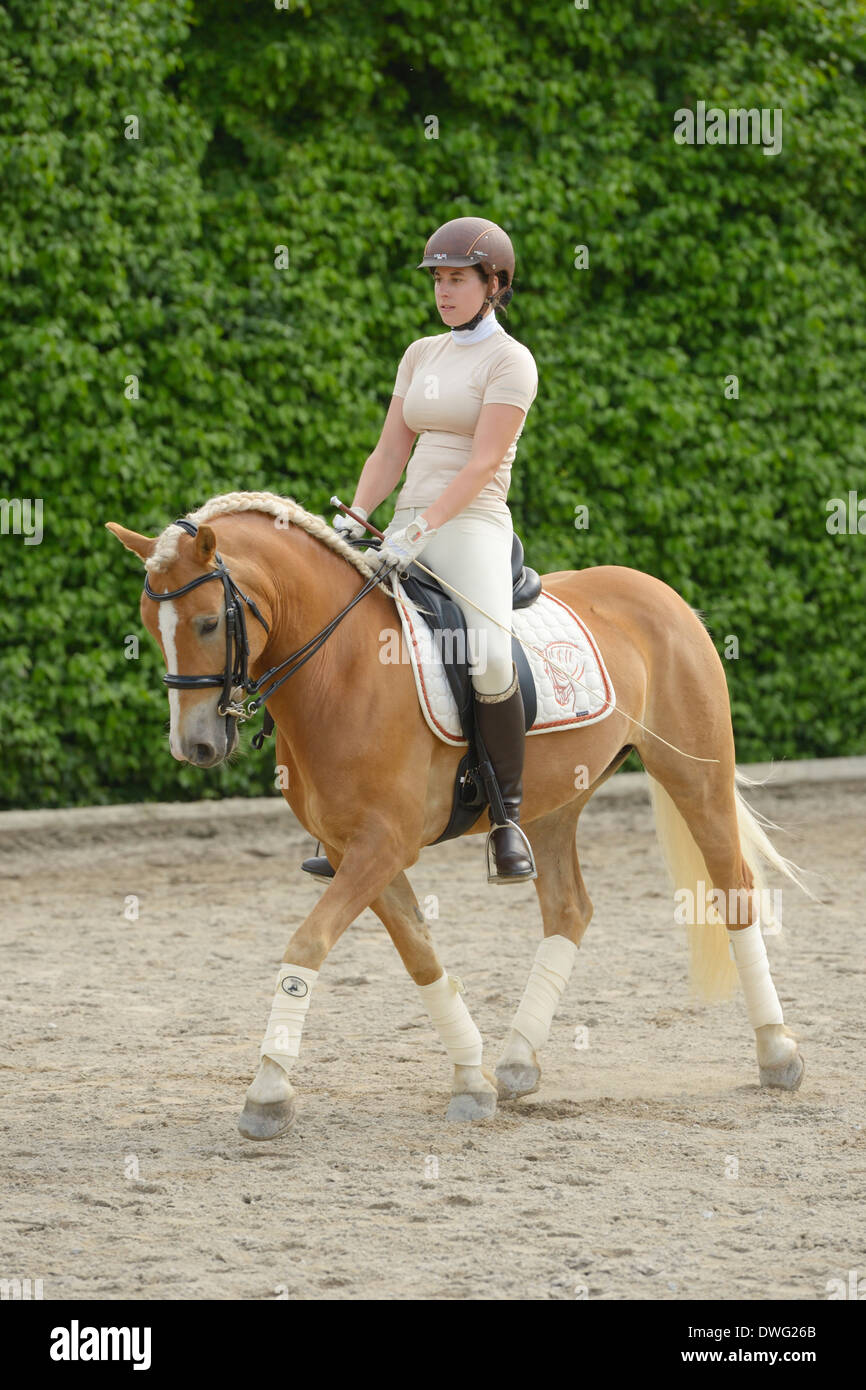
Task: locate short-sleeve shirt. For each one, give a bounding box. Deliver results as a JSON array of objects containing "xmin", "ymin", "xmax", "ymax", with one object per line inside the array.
[{"xmin": 391, "ymin": 320, "xmax": 538, "ymax": 515}]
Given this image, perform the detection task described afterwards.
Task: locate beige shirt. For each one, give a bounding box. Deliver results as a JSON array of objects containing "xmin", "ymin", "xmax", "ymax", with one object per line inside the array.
[{"xmin": 391, "ymin": 321, "xmax": 538, "ymax": 515}]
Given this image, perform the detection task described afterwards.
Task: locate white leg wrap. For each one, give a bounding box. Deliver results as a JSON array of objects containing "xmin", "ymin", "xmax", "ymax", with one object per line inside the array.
[
  {"xmin": 416, "ymin": 972, "xmax": 483, "ymax": 1067},
  {"xmin": 512, "ymin": 935, "xmax": 579, "ymax": 1051},
  {"xmin": 260, "ymin": 963, "xmax": 319, "ymax": 1074},
  {"xmin": 727, "ymin": 922, "xmax": 783, "ymax": 1029}
]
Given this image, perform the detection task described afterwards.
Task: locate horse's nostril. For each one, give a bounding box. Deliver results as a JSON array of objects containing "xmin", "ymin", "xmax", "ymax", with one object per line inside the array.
[{"xmin": 194, "ymin": 742, "xmax": 216, "ymax": 764}]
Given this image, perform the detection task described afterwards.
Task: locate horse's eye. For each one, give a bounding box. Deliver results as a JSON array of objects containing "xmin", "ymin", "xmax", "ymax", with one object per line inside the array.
[{"xmin": 201, "ymin": 617, "xmax": 219, "ymax": 634}]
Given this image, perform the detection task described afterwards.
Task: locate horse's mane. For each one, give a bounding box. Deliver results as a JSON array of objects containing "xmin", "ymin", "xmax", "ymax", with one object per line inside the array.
[{"xmin": 145, "ymin": 490, "xmax": 388, "ymax": 589}]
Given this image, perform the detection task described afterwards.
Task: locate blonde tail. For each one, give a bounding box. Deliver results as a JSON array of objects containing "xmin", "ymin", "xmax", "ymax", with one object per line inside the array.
[{"xmin": 647, "ymin": 773, "xmax": 811, "ymax": 1003}]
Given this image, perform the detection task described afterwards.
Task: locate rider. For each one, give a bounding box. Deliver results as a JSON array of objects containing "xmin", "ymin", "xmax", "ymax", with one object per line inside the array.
[{"xmin": 316, "ymin": 216, "xmax": 539, "ymax": 882}]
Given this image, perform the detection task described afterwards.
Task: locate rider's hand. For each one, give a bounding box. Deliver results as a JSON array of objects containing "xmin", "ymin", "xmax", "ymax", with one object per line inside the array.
[
  {"xmin": 332, "ymin": 504, "xmax": 369, "ymax": 540},
  {"xmin": 377, "ymin": 517, "xmax": 438, "ymax": 575}
]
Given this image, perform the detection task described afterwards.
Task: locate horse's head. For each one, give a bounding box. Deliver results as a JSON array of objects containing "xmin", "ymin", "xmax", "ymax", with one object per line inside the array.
[{"xmin": 106, "ymin": 519, "xmax": 271, "ymax": 767}]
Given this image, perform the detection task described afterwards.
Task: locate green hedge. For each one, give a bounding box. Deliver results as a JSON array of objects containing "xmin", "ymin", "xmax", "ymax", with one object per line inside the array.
[{"xmin": 1, "ymin": 0, "xmax": 864, "ymax": 808}]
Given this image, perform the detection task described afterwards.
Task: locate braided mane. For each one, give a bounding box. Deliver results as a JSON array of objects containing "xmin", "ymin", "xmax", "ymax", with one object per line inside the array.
[{"xmin": 144, "ymin": 490, "xmax": 388, "ymax": 590}]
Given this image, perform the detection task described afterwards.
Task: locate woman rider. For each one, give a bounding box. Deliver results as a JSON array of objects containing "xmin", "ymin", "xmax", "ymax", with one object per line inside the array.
[{"xmin": 321, "ymin": 216, "xmax": 539, "ymax": 883}]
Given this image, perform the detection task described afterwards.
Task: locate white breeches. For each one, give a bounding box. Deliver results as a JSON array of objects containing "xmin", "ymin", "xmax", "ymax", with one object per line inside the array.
[{"xmin": 389, "ymin": 504, "xmax": 515, "ymax": 696}]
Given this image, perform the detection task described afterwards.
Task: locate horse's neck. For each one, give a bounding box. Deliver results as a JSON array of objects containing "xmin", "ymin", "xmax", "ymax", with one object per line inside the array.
[{"xmin": 248, "ymin": 522, "xmax": 389, "ymax": 737}]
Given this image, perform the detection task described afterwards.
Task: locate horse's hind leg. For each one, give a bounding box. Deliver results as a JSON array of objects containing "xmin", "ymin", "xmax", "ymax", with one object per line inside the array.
[
  {"xmin": 495, "ymin": 798, "xmax": 591, "ymax": 1101},
  {"xmin": 370, "ymin": 872, "xmax": 497, "ymax": 1122},
  {"xmin": 641, "ymin": 731, "xmax": 804, "ymax": 1091}
]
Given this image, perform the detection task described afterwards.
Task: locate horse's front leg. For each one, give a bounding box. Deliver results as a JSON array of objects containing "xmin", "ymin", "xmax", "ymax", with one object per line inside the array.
[
  {"xmin": 238, "ymin": 827, "xmax": 411, "ymax": 1140},
  {"xmin": 495, "ymin": 805, "xmax": 588, "ymax": 1100},
  {"xmin": 369, "ymin": 871, "xmax": 497, "ymax": 1122}
]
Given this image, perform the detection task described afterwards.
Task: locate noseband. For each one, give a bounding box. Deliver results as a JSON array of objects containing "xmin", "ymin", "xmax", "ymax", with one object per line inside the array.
[{"xmin": 143, "ymin": 517, "xmax": 388, "ymax": 747}]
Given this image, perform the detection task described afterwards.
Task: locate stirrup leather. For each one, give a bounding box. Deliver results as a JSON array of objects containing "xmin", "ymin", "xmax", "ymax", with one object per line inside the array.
[{"xmin": 484, "ymin": 817, "xmax": 538, "ymax": 884}]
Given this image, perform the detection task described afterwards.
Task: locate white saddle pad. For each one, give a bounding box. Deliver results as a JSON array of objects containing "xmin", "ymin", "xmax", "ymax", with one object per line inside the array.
[{"xmin": 389, "ymin": 575, "xmax": 616, "ymax": 746}]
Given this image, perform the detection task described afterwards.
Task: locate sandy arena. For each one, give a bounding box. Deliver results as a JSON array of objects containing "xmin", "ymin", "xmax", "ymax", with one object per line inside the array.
[{"xmin": 0, "ymin": 775, "xmax": 863, "ymax": 1300}]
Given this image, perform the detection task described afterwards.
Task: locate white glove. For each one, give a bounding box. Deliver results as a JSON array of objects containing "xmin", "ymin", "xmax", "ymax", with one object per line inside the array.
[
  {"xmin": 377, "ymin": 517, "xmax": 438, "ymax": 575},
  {"xmin": 332, "ymin": 504, "xmax": 368, "ymax": 540}
]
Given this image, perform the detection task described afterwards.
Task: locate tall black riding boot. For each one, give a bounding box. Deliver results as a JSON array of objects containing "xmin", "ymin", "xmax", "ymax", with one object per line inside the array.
[{"xmin": 473, "ymin": 663, "xmax": 537, "ymax": 884}]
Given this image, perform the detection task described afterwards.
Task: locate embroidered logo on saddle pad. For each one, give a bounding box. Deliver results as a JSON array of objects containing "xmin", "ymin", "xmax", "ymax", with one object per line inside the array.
[{"xmin": 391, "ymin": 581, "xmax": 616, "ymax": 746}]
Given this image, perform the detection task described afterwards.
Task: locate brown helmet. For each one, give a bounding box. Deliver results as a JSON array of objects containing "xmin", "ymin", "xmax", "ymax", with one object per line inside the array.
[{"xmin": 417, "ymin": 216, "xmax": 515, "ymax": 329}]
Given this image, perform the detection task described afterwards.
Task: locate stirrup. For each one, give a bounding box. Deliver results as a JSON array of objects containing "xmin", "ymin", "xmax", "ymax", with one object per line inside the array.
[
  {"xmin": 484, "ymin": 819, "xmax": 538, "ymax": 885},
  {"xmin": 301, "ymin": 842, "xmax": 335, "ymax": 881}
]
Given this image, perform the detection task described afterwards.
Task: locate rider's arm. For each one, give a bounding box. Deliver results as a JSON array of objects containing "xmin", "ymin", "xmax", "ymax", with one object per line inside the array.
[
  {"xmin": 352, "ymin": 396, "xmax": 417, "ymax": 515},
  {"xmin": 418, "ymin": 402, "xmax": 526, "ymax": 531}
]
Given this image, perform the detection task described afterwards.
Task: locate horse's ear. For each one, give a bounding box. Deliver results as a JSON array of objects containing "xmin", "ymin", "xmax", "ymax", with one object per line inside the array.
[
  {"xmin": 193, "ymin": 524, "xmax": 217, "ymax": 565},
  {"xmin": 105, "ymin": 522, "xmax": 156, "ymax": 563}
]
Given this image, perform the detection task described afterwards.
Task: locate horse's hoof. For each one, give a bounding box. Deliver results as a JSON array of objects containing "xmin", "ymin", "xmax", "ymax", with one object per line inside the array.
[
  {"xmin": 446, "ymin": 1089, "xmax": 497, "ymax": 1122},
  {"xmin": 759, "ymin": 1051, "xmax": 805, "ymax": 1091},
  {"xmin": 494, "ymin": 1062, "xmax": 541, "ymax": 1101},
  {"xmin": 237, "ymin": 1096, "xmax": 297, "ymax": 1141}
]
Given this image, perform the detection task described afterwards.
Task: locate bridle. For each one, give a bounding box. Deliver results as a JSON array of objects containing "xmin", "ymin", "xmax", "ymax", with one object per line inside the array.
[{"xmin": 143, "ymin": 518, "xmax": 389, "ymax": 747}]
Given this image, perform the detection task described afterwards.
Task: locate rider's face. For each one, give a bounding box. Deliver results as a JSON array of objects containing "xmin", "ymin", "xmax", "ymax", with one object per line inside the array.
[{"xmin": 433, "ymin": 266, "xmax": 498, "ymax": 325}]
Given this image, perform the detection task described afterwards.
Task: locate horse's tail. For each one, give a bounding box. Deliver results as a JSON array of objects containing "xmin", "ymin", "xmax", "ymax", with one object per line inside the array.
[{"xmin": 647, "ymin": 770, "xmax": 813, "ymax": 1003}]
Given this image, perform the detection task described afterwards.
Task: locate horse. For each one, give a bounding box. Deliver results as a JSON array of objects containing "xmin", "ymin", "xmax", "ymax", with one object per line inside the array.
[{"xmin": 107, "ymin": 490, "xmax": 807, "ymax": 1141}]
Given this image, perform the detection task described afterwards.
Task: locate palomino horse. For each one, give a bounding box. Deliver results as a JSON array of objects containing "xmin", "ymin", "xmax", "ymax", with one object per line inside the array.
[{"xmin": 107, "ymin": 491, "xmax": 806, "ymax": 1140}]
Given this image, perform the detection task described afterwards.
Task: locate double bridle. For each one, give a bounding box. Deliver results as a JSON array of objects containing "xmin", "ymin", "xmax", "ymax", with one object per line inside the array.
[{"xmin": 143, "ymin": 518, "xmax": 388, "ymax": 747}]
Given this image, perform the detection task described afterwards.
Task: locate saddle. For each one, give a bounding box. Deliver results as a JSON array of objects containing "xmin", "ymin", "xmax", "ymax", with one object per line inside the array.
[{"xmin": 356, "ymin": 531, "xmax": 543, "ymax": 845}]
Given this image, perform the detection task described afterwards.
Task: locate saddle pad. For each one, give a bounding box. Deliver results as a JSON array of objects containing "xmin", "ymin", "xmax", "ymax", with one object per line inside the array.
[{"xmin": 389, "ymin": 577, "xmax": 616, "ymax": 746}]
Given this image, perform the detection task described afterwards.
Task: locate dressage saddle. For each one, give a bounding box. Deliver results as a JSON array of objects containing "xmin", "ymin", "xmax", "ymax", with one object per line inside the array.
[
  {"xmin": 301, "ymin": 530, "xmax": 543, "ymax": 879},
  {"xmin": 395, "ymin": 530, "xmax": 542, "ymax": 744}
]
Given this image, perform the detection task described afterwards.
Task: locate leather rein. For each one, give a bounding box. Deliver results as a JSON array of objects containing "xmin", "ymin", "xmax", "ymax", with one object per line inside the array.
[{"xmin": 143, "ymin": 518, "xmax": 389, "ymax": 747}]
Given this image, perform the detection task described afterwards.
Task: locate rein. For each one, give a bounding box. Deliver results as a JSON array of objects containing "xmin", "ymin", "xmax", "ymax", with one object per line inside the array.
[{"xmin": 143, "ymin": 517, "xmax": 390, "ymax": 747}]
